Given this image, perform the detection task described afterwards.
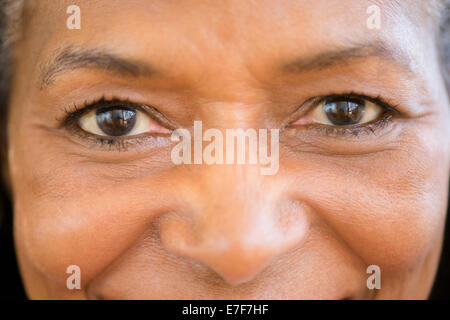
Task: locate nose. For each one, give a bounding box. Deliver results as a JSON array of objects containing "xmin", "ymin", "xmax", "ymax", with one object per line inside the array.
[{"xmin": 158, "ymin": 166, "xmax": 311, "ymax": 285}]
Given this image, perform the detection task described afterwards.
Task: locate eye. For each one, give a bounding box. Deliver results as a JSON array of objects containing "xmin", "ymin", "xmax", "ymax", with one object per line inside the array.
[
  {"xmin": 78, "ymin": 105, "xmax": 169, "ymax": 137},
  {"xmin": 309, "ymin": 96, "xmax": 383, "ymax": 126}
]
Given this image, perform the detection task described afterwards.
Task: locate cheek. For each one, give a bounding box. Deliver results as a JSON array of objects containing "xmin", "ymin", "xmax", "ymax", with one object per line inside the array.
[
  {"xmin": 284, "ymin": 131, "xmax": 449, "ymax": 272},
  {"xmin": 11, "ymin": 146, "xmax": 173, "ymax": 288},
  {"xmin": 9, "ymin": 103, "xmax": 178, "ymax": 288},
  {"xmin": 9, "ymin": 100, "xmax": 450, "ymax": 294}
]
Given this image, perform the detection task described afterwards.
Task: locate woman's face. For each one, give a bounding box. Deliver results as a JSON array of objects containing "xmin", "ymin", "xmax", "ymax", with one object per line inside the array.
[{"xmin": 7, "ymin": 0, "xmax": 450, "ymax": 299}]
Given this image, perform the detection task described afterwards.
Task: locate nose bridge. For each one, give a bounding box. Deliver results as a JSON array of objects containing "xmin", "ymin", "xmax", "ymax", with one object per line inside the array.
[
  {"xmin": 196, "ymin": 169, "xmax": 271, "ymax": 245},
  {"xmin": 158, "ymin": 166, "xmax": 311, "ymax": 285}
]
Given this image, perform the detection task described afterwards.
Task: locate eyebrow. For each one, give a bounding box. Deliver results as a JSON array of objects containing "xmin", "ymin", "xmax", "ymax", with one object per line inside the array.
[
  {"xmin": 39, "ymin": 41, "xmax": 414, "ymax": 89},
  {"xmin": 281, "ymin": 41, "xmax": 414, "ymax": 75},
  {"xmin": 39, "ymin": 46, "xmax": 156, "ymax": 89}
]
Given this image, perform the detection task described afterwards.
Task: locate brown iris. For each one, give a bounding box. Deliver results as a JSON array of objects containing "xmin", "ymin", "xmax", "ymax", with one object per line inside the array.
[
  {"xmin": 95, "ymin": 107, "xmax": 137, "ymax": 136},
  {"xmin": 323, "ymin": 97, "xmax": 365, "ymax": 125}
]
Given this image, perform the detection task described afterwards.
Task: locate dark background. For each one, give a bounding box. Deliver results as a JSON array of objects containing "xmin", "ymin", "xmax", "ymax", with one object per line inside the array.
[{"xmin": 0, "ymin": 180, "xmax": 449, "ymax": 299}]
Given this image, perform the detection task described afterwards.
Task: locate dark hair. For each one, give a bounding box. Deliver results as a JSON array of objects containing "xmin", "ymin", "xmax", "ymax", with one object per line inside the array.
[
  {"xmin": 0, "ymin": 0, "xmax": 11, "ymax": 199},
  {"xmin": 440, "ymin": 1, "xmax": 450, "ymax": 90}
]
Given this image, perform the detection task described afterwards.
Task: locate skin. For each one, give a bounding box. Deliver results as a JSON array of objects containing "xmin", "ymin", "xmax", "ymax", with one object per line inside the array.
[{"xmin": 6, "ymin": 0, "xmax": 450, "ymax": 299}]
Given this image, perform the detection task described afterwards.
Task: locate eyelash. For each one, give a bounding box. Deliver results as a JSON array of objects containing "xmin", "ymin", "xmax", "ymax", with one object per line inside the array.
[
  {"xmin": 310, "ymin": 113, "xmax": 393, "ymax": 137},
  {"xmin": 59, "ymin": 96, "xmax": 170, "ymax": 151},
  {"xmin": 290, "ymin": 92, "xmax": 398, "ymax": 137},
  {"xmin": 60, "ymin": 92, "xmax": 398, "ymax": 150}
]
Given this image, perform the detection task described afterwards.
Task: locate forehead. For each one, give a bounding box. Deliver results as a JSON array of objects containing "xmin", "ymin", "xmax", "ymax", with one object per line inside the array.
[
  {"xmin": 10, "ymin": 0, "xmax": 442, "ymax": 133},
  {"xmin": 24, "ymin": 0, "xmax": 429, "ymax": 49},
  {"xmin": 21, "ymin": 0, "xmax": 433, "ymax": 78},
  {"xmin": 13, "ymin": 0, "xmax": 441, "ymax": 108}
]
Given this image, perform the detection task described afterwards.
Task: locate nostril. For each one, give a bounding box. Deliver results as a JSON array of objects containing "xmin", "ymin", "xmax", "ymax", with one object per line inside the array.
[
  {"xmin": 199, "ymin": 248, "xmax": 279, "ymax": 285},
  {"xmin": 170, "ymin": 243, "xmax": 282, "ymax": 286},
  {"xmin": 159, "ymin": 221, "xmax": 280, "ymax": 285},
  {"xmin": 157, "ymin": 198, "xmax": 312, "ymax": 286}
]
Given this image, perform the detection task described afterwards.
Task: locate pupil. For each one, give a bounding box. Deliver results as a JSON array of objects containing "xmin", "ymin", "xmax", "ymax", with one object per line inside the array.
[
  {"xmin": 323, "ymin": 98, "xmax": 365, "ymax": 125},
  {"xmin": 96, "ymin": 108, "xmax": 137, "ymax": 136}
]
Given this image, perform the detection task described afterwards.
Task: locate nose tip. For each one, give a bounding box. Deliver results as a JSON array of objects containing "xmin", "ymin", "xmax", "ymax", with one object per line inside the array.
[
  {"xmin": 158, "ymin": 200, "xmax": 311, "ymax": 285},
  {"xmin": 178, "ymin": 241, "xmax": 287, "ymax": 285}
]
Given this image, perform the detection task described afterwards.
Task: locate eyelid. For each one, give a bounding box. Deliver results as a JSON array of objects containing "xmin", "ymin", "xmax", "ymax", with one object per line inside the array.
[
  {"xmin": 61, "ymin": 97, "xmax": 176, "ymax": 132},
  {"xmin": 311, "ymin": 93, "xmax": 399, "ymax": 115},
  {"xmin": 324, "ymin": 93, "xmax": 398, "ymax": 111},
  {"xmin": 286, "ymin": 92, "xmax": 399, "ymax": 126},
  {"xmin": 79, "ymin": 108, "xmax": 169, "ymax": 137}
]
